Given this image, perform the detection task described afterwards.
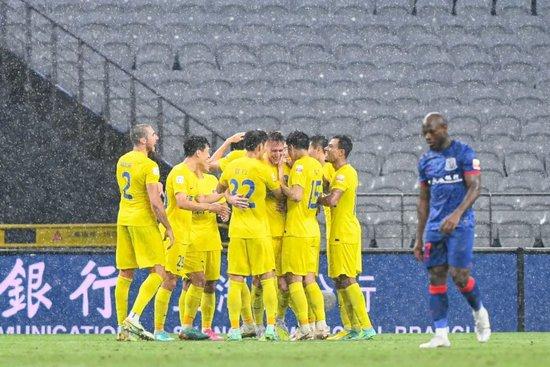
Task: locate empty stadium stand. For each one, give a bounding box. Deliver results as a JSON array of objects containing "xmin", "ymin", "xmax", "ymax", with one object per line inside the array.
[{"xmin": 1, "ymin": 0, "xmax": 549, "ymax": 247}]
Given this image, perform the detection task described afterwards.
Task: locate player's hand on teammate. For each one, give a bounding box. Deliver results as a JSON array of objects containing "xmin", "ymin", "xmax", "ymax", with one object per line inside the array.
[
  {"xmin": 440, "ymin": 212, "xmax": 461, "ymax": 234},
  {"xmin": 413, "ymin": 240, "xmax": 424, "ymax": 262},
  {"xmin": 209, "ymin": 203, "xmax": 231, "ymax": 219},
  {"xmin": 227, "ymin": 194, "xmax": 249, "ymax": 209},
  {"xmin": 276, "ymin": 199, "xmax": 286, "ymax": 213}
]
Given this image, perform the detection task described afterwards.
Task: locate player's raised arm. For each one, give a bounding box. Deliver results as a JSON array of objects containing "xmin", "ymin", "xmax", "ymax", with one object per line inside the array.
[
  {"xmin": 208, "ymin": 132, "xmax": 245, "ymax": 171},
  {"xmin": 413, "ymin": 183, "xmax": 430, "ymax": 262}
]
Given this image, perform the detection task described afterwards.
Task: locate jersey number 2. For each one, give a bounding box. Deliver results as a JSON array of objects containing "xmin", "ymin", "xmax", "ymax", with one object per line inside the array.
[
  {"xmin": 229, "ymin": 178, "xmax": 256, "ymax": 208},
  {"xmin": 122, "ymin": 172, "xmax": 133, "ymax": 200}
]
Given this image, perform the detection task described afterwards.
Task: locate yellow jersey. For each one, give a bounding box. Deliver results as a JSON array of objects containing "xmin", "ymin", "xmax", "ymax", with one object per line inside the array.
[
  {"xmin": 116, "ymin": 150, "xmax": 160, "ymax": 226},
  {"xmin": 219, "ymin": 149, "xmax": 246, "ymax": 171},
  {"xmin": 329, "ymin": 164, "xmax": 361, "ymax": 245},
  {"xmin": 322, "ymin": 162, "xmax": 335, "ymax": 244},
  {"xmin": 264, "ymin": 158, "xmax": 289, "ymax": 237},
  {"xmin": 166, "ymin": 162, "xmax": 199, "ymax": 245},
  {"xmin": 190, "ymin": 173, "xmax": 223, "ymax": 251},
  {"xmin": 220, "ymin": 156, "xmax": 280, "ymax": 238},
  {"xmin": 284, "ymin": 156, "xmax": 323, "ymax": 238}
]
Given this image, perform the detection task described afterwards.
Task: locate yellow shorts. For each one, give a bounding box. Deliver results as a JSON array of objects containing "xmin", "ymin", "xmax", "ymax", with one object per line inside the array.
[
  {"xmin": 328, "ymin": 242, "xmax": 362, "ymax": 278},
  {"xmin": 272, "ymin": 237, "xmax": 283, "ymax": 276},
  {"xmin": 228, "ymin": 237, "xmax": 275, "ymax": 276},
  {"xmin": 281, "ymin": 236, "xmax": 318, "ymax": 276},
  {"xmin": 116, "ymin": 225, "xmax": 165, "ymax": 270},
  {"xmin": 164, "ymin": 241, "xmax": 187, "ymax": 277},
  {"xmin": 182, "ymin": 250, "xmax": 222, "ymax": 281}
]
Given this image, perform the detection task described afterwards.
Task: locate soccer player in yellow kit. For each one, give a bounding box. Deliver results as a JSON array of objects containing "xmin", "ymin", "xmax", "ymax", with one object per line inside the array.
[
  {"xmin": 280, "ymin": 131, "xmax": 329, "ymax": 340},
  {"xmin": 115, "ymin": 124, "xmax": 174, "ymax": 341},
  {"xmin": 157, "ymin": 136, "xmax": 230, "ymax": 341},
  {"xmin": 217, "ymin": 130, "xmax": 283, "ymax": 341},
  {"xmin": 319, "ymin": 135, "xmax": 376, "ymax": 341}
]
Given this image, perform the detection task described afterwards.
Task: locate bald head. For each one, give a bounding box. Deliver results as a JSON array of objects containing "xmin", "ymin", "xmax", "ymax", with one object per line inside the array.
[{"xmin": 422, "ymin": 112, "xmax": 450, "ymax": 151}]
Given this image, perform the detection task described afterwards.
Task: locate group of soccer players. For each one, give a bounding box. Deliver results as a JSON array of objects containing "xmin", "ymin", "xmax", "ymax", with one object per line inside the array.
[{"xmin": 114, "ymin": 124, "xmax": 375, "ymax": 342}]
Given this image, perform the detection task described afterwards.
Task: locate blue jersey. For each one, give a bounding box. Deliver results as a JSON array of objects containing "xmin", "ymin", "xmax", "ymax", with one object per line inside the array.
[{"xmin": 418, "ymin": 140, "xmax": 480, "ymax": 231}]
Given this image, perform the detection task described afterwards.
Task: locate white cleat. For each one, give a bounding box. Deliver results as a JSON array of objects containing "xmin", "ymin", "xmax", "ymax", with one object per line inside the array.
[
  {"xmin": 240, "ymin": 323, "xmax": 256, "ymax": 338},
  {"xmin": 419, "ymin": 328, "xmax": 451, "ymax": 349},
  {"xmin": 473, "ymin": 307, "xmax": 491, "ymax": 343},
  {"xmin": 314, "ymin": 324, "xmax": 330, "ymax": 340},
  {"xmin": 290, "ymin": 326, "xmax": 314, "ymax": 341}
]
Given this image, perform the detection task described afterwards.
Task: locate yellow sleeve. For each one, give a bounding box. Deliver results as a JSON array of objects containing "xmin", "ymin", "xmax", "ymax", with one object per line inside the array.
[
  {"xmin": 289, "ymin": 162, "xmax": 307, "ymax": 188},
  {"xmin": 330, "ymin": 171, "xmax": 350, "ymax": 192},
  {"xmin": 219, "ymin": 167, "xmax": 229, "ymax": 188},
  {"xmin": 145, "ymin": 161, "xmax": 160, "ymax": 184},
  {"xmin": 172, "ymin": 169, "xmax": 188, "ymax": 195}
]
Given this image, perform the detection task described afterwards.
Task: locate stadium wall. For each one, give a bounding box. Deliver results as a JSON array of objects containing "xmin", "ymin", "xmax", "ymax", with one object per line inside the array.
[{"xmin": 0, "ymin": 249, "xmax": 548, "ymax": 335}]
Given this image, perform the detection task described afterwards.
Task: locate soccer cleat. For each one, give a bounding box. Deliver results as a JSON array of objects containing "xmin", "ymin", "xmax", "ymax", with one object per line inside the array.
[
  {"xmin": 349, "ymin": 328, "xmax": 376, "ymax": 341},
  {"xmin": 290, "ymin": 326, "xmax": 314, "ymax": 341},
  {"xmin": 178, "ymin": 327, "xmax": 209, "ymax": 341},
  {"xmin": 226, "ymin": 328, "xmax": 243, "ymax": 341},
  {"xmin": 275, "ymin": 323, "xmax": 290, "ymax": 341},
  {"xmin": 154, "ymin": 330, "xmax": 175, "ymax": 342},
  {"xmin": 116, "ymin": 330, "xmax": 136, "ymax": 342},
  {"xmin": 259, "ymin": 325, "xmax": 279, "ymax": 342},
  {"xmin": 315, "ymin": 324, "xmax": 330, "ymax": 340},
  {"xmin": 203, "ymin": 329, "xmax": 224, "ymax": 341},
  {"xmin": 473, "ymin": 307, "xmax": 491, "ymax": 343},
  {"xmin": 123, "ymin": 317, "xmax": 154, "ymax": 341},
  {"xmin": 255, "ymin": 325, "xmax": 266, "ymax": 339},
  {"xmin": 419, "ymin": 328, "xmax": 451, "ymax": 349},
  {"xmin": 327, "ymin": 329, "xmax": 354, "ymax": 341},
  {"xmin": 240, "ymin": 323, "xmax": 256, "ymax": 338}
]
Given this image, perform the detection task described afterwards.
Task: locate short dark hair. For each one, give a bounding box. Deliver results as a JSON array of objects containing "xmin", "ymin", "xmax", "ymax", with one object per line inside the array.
[
  {"xmin": 333, "ymin": 135, "xmax": 353, "ymax": 158},
  {"xmin": 230, "ymin": 140, "xmax": 245, "ymax": 151},
  {"xmin": 130, "ymin": 124, "xmax": 151, "ymax": 145},
  {"xmin": 267, "ymin": 131, "xmax": 285, "ymax": 143},
  {"xmin": 286, "ymin": 131, "xmax": 309, "ymax": 150},
  {"xmin": 184, "ymin": 135, "xmax": 209, "ymax": 157},
  {"xmin": 310, "ymin": 135, "xmax": 328, "ymax": 150},
  {"xmin": 244, "ymin": 130, "xmax": 268, "ymax": 151}
]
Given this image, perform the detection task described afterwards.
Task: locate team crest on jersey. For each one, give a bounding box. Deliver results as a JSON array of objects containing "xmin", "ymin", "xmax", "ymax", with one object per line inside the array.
[
  {"xmin": 153, "ymin": 167, "xmax": 160, "ymax": 175},
  {"xmin": 176, "ymin": 176, "xmax": 184, "ymax": 184},
  {"xmin": 295, "ymin": 164, "xmax": 303, "ymax": 173},
  {"xmin": 336, "ymin": 174, "xmax": 345, "ymax": 182},
  {"xmin": 444, "ymin": 157, "xmax": 457, "ymax": 171},
  {"xmin": 473, "ymin": 159, "xmax": 481, "ymax": 170}
]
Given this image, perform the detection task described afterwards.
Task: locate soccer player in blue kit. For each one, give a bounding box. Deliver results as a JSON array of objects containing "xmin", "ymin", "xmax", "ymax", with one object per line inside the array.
[{"xmin": 413, "ymin": 112, "xmax": 491, "ymax": 348}]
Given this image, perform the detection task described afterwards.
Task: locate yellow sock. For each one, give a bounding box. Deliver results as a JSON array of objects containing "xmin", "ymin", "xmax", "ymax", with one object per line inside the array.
[
  {"xmin": 201, "ymin": 292, "xmax": 216, "ymax": 330},
  {"xmin": 154, "ymin": 287, "xmax": 172, "ymax": 331},
  {"xmin": 306, "ymin": 290, "xmax": 316, "ymax": 324},
  {"xmin": 115, "ymin": 276, "xmax": 132, "ymax": 326},
  {"xmin": 305, "ymin": 282, "xmax": 325, "ymax": 322},
  {"xmin": 228, "ymin": 279, "xmax": 244, "ymax": 329},
  {"xmin": 260, "ymin": 278, "xmax": 277, "ymax": 325},
  {"xmin": 183, "ymin": 284, "xmax": 204, "ymax": 327},
  {"xmin": 251, "ymin": 283, "xmax": 264, "ymax": 325},
  {"xmin": 345, "ymin": 283, "xmax": 373, "ymax": 329},
  {"xmin": 277, "ymin": 289, "xmax": 289, "ymax": 319},
  {"xmin": 178, "ymin": 287, "xmax": 187, "ymax": 326},
  {"xmin": 130, "ymin": 272, "xmax": 162, "ymax": 316},
  {"xmin": 337, "ymin": 289, "xmax": 351, "ymax": 329},
  {"xmin": 288, "ymin": 282, "xmax": 309, "ymax": 326},
  {"xmin": 240, "ymin": 282, "xmax": 254, "ymax": 324}
]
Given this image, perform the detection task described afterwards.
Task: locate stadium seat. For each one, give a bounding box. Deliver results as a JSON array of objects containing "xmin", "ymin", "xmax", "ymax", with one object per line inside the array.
[
  {"xmin": 505, "ymin": 152, "xmax": 545, "ymax": 176},
  {"xmin": 350, "ymin": 152, "xmax": 380, "ymax": 177},
  {"xmin": 381, "ymin": 152, "xmax": 419, "ymax": 176},
  {"xmin": 375, "ymin": 0, "xmax": 413, "ymax": 16},
  {"xmin": 483, "ymin": 113, "xmax": 522, "ymax": 142},
  {"xmin": 454, "ymin": 0, "xmax": 494, "ymax": 16},
  {"xmin": 414, "ymin": 0, "xmax": 454, "ymax": 16},
  {"xmin": 495, "ymin": 0, "xmax": 533, "ymax": 16}
]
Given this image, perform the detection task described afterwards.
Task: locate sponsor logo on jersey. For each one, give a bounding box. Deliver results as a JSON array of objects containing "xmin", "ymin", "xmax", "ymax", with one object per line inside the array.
[{"xmin": 429, "ymin": 174, "xmax": 463, "ymax": 185}]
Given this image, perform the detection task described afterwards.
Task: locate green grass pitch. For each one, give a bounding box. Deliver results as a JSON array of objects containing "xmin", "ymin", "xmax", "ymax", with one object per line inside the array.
[{"xmin": 0, "ymin": 333, "xmax": 549, "ymax": 367}]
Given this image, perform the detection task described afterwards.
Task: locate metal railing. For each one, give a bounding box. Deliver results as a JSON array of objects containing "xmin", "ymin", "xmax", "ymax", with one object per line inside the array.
[
  {"xmin": 355, "ymin": 192, "xmax": 550, "ymax": 248},
  {"xmin": 0, "ymin": 0, "xmax": 226, "ymax": 165}
]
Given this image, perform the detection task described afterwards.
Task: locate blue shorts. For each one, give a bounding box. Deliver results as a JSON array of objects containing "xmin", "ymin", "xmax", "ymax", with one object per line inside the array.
[{"xmin": 423, "ymin": 226, "xmax": 474, "ymax": 269}]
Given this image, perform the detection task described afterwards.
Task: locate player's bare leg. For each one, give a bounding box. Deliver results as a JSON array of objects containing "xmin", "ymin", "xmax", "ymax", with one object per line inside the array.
[
  {"xmin": 179, "ymin": 271, "xmax": 209, "ymax": 340},
  {"xmin": 450, "ymin": 267, "xmax": 491, "ymax": 343},
  {"xmin": 303, "ymin": 272, "xmax": 329, "ymax": 339},
  {"xmin": 201, "ymin": 280, "xmax": 223, "ymax": 341},
  {"xmin": 420, "ymin": 265, "xmax": 451, "ymax": 348}
]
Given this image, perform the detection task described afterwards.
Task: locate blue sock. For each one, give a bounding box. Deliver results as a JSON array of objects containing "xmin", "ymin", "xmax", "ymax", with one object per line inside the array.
[
  {"xmin": 429, "ymin": 284, "xmax": 448, "ymax": 329},
  {"xmin": 459, "ymin": 277, "xmax": 482, "ymax": 312}
]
